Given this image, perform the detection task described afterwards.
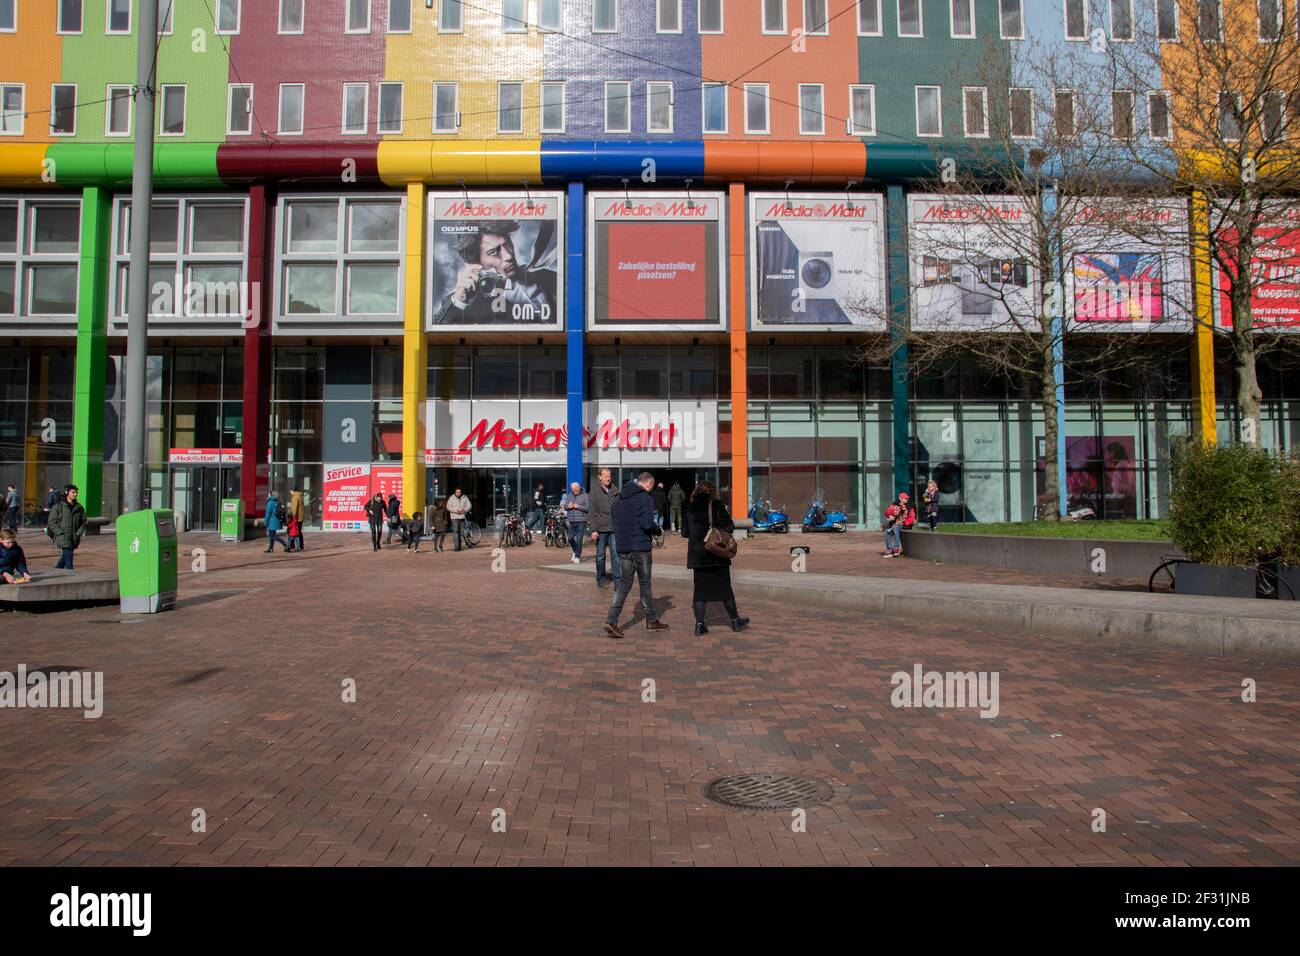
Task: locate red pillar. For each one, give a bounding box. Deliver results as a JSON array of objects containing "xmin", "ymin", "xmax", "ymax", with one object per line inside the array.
[{"xmin": 241, "ymin": 184, "xmax": 274, "ymax": 523}]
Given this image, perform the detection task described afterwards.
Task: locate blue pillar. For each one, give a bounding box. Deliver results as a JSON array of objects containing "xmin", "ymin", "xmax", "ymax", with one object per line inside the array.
[
  {"xmin": 1043, "ymin": 184, "xmax": 1067, "ymax": 518},
  {"xmin": 566, "ymin": 182, "xmax": 585, "ymax": 486},
  {"xmin": 886, "ymin": 185, "xmax": 911, "ymax": 498}
]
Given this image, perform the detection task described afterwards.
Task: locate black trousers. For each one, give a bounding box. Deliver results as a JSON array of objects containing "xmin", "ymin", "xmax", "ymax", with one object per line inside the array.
[{"xmin": 369, "ymin": 522, "xmax": 383, "ymax": 550}]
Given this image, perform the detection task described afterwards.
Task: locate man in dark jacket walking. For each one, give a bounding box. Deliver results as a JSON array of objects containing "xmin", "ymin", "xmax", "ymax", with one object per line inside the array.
[
  {"xmin": 588, "ymin": 467, "xmax": 620, "ymax": 588},
  {"xmin": 604, "ymin": 472, "xmax": 669, "ymax": 639},
  {"xmin": 47, "ymin": 484, "xmax": 86, "ymax": 570},
  {"xmin": 652, "ymin": 482, "xmax": 669, "ymax": 528}
]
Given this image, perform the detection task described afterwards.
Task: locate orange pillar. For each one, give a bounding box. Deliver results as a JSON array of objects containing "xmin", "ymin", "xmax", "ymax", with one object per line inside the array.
[{"xmin": 728, "ymin": 182, "xmax": 748, "ymax": 518}]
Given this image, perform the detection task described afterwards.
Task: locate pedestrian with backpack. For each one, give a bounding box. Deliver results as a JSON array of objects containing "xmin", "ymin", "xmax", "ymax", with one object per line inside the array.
[
  {"xmin": 47, "ymin": 484, "xmax": 86, "ymax": 569},
  {"xmin": 265, "ymin": 491, "xmax": 288, "ymax": 553}
]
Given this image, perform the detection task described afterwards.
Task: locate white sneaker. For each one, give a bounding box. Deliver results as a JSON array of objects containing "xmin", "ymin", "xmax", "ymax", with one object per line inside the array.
[{"xmin": 571, "ymin": 555, "xmax": 580, "ymax": 564}]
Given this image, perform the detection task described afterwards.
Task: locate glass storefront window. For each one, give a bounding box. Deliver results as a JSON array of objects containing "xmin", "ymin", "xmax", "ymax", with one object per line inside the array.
[
  {"xmin": 767, "ymin": 402, "xmax": 815, "ymax": 462},
  {"xmin": 170, "ymin": 401, "xmax": 222, "ymax": 449},
  {"xmin": 285, "ymin": 263, "xmax": 337, "ymax": 314},
  {"xmin": 348, "ymin": 201, "xmax": 400, "ymax": 253},
  {"xmin": 272, "ymin": 402, "xmax": 323, "ymax": 462},
  {"xmin": 172, "ymin": 348, "xmax": 224, "ymax": 401},
  {"xmin": 816, "ymin": 404, "xmax": 861, "ymax": 463},
  {"xmin": 621, "ymin": 347, "xmax": 667, "ymax": 399},
  {"xmin": 669, "ymin": 347, "xmax": 717, "ymax": 399},
  {"xmin": 473, "ymin": 347, "xmax": 518, "ymax": 397},
  {"xmin": 372, "ymin": 400, "xmax": 403, "ymax": 461},
  {"xmin": 769, "ymin": 349, "xmax": 813, "ymax": 399},
  {"xmin": 189, "ymin": 203, "xmax": 244, "ymax": 254},
  {"xmin": 522, "ymin": 347, "xmax": 565, "ymax": 398},
  {"xmin": 372, "ymin": 348, "xmax": 402, "ymax": 400},
  {"xmin": 287, "ymin": 202, "xmax": 339, "ymax": 253}
]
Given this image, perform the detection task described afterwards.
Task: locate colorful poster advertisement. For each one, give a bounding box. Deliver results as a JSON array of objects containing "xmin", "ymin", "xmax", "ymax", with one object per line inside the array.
[
  {"xmin": 1037, "ymin": 436, "xmax": 1138, "ymax": 519},
  {"xmin": 750, "ymin": 193, "xmax": 886, "ymax": 330},
  {"xmin": 1216, "ymin": 203, "xmax": 1300, "ymax": 330},
  {"xmin": 370, "ymin": 466, "xmax": 403, "ymax": 507},
  {"xmin": 321, "ymin": 463, "xmax": 371, "ymax": 531},
  {"xmin": 427, "ymin": 192, "xmax": 564, "ymax": 331},
  {"xmin": 588, "ymin": 192, "xmax": 726, "ymax": 331},
  {"xmin": 908, "ymin": 195, "xmax": 1038, "ymax": 331},
  {"xmin": 1064, "ymin": 198, "xmax": 1190, "ymax": 330}
]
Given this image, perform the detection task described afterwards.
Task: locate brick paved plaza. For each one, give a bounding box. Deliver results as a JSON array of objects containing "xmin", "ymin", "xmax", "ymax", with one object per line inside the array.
[{"xmin": 2, "ymin": 531, "xmax": 1298, "ymax": 867}]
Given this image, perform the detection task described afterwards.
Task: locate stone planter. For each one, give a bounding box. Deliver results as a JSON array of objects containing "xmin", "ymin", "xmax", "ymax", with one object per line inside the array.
[
  {"xmin": 1174, "ymin": 563, "xmax": 1258, "ymax": 599},
  {"xmin": 1277, "ymin": 566, "xmax": 1300, "ymax": 601}
]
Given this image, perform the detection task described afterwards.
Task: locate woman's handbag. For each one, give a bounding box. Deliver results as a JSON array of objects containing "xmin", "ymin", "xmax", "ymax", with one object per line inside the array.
[{"xmin": 703, "ymin": 500, "xmax": 738, "ymax": 561}]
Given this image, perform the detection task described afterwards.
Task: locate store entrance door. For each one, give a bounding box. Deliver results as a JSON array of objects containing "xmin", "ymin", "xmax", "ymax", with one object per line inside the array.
[{"xmin": 172, "ymin": 466, "xmax": 240, "ymax": 532}]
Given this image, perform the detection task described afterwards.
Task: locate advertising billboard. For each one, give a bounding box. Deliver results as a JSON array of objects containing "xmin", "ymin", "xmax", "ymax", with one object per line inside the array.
[
  {"xmin": 908, "ymin": 194, "xmax": 1038, "ymax": 331},
  {"xmin": 749, "ymin": 192, "xmax": 886, "ymax": 330},
  {"xmin": 1216, "ymin": 202, "xmax": 1300, "ymax": 331},
  {"xmin": 427, "ymin": 192, "xmax": 564, "ymax": 332},
  {"xmin": 1063, "ymin": 198, "xmax": 1191, "ymax": 331},
  {"xmin": 321, "ymin": 463, "xmax": 372, "ymax": 531},
  {"xmin": 588, "ymin": 192, "xmax": 726, "ymax": 331}
]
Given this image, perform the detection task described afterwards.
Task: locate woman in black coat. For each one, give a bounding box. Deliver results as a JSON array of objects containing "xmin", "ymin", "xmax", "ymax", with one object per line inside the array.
[{"xmin": 680, "ymin": 480, "xmax": 750, "ymax": 635}]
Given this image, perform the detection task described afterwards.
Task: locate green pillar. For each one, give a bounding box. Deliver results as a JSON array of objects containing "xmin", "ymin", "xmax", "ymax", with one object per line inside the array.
[
  {"xmin": 72, "ymin": 186, "xmax": 112, "ymax": 518},
  {"xmin": 887, "ymin": 185, "xmax": 911, "ymax": 498}
]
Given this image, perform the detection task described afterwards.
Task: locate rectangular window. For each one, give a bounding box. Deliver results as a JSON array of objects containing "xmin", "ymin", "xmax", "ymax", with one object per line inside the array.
[
  {"xmin": 440, "ymin": 0, "xmax": 463, "ymax": 32},
  {"xmin": 1009, "ymin": 87, "xmax": 1033, "ymax": 138},
  {"xmin": 1258, "ymin": 0, "xmax": 1282, "ymax": 39},
  {"xmin": 107, "ymin": 84, "xmax": 132, "ymax": 136},
  {"xmin": 1156, "ymin": 0, "xmax": 1178, "ymax": 40},
  {"xmin": 342, "ymin": 83, "xmax": 368, "ymax": 134},
  {"xmin": 1112, "ymin": 89, "xmax": 1135, "ymax": 140},
  {"xmin": 347, "ymin": 0, "xmax": 371, "ymax": 32},
  {"xmin": 498, "ymin": 82, "xmax": 523, "ymax": 133},
  {"xmin": 658, "ymin": 0, "xmax": 681, "ymax": 32},
  {"xmin": 107, "ymin": 0, "xmax": 131, "ymax": 33},
  {"xmin": 1262, "ymin": 90, "xmax": 1286, "ymax": 139},
  {"xmin": 387, "ymin": 0, "xmax": 411, "ymax": 32},
  {"xmin": 1218, "ymin": 92, "xmax": 1242, "ymax": 140},
  {"xmin": 898, "ymin": 0, "xmax": 922, "ymax": 35},
  {"xmin": 227, "ymin": 84, "xmax": 252, "ymax": 136},
  {"xmin": 0, "ymin": 0, "xmax": 13, "ymax": 32},
  {"xmin": 999, "ymin": 0, "xmax": 1023, "ymax": 38},
  {"xmin": 503, "ymin": 0, "xmax": 527, "ymax": 32},
  {"xmin": 858, "ymin": 0, "xmax": 882, "ymax": 34},
  {"xmin": 699, "ymin": 0, "xmax": 723, "ymax": 33},
  {"xmin": 798, "ymin": 83, "xmax": 824, "ymax": 134},
  {"xmin": 605, "ymin": 81, "xmax": 631, "ymax": 132},
  {"xmin": 703, "ymin": 83, "xmax": 727, "ymax": 133},
  {"xmin": 1110, "ymin": 0, "xmax": 1132, "ymax": 40},
  {"xmin": 217, "ymin": 0, "xmax": 241, "ymax": 33},
  {"xmin": 433, "ymin": 82, "xmax": 458, "ymax": 132},
  {"xmin": 762, "ymin": 0, "xmax": 785, "ymax": 33},
  {"xmin": 1055, "ymin": 89, "xmax": 1076, "ymax": 137},
  {"xmin": 1064, "ymin": 0, "xmax": 1087, "ymax": 40},
  {"xmin": 1147, "ymin": 91, "xmax": 1171, "ymax": 140},
  {"xmin": 0, "ymin": 84, "xmax": 22, "ymax": 135},
  {"xmin": 916, "ymin": 85, "xmax": 941, "ymax": 136},
  {"xmin": 156, "ymin": 0, "xmax": 173, "ymax": 34},
  {"xmin": 279, "ymin": 197, "xmax": 400, "ymax": 319},
  {"xmin": 745, "ymin": 83, "xmax": 770, "ymax": 133},
  {"xmin": 850, "ymin": 84, "xmax": 876, "ymax": 134},
  {"xmin": 58, "ymin": 0, "xmax": 83, "ymax": 34},
  {"xmin": 279, "ymin": 0, "xmax": 304, "ymax": 33},
  {"xmin": 1198, "ymin": 0, "xmax": 1221, "ymax": 40},
  {"xmin": 538, "ymin": 0, "xmax": 562, "ymax": 31},
  {"xmin": 159, "ymin": 85, "xmax": 186, "ymax": 136},
  {"xmin": 805, "ymin": 0, "xmax": 829, "ymax": 34},
  {"xmin": 950, "ymin": 0, "xmax": 974, "ymax": 37},
  {"xmin": 279, "ymin": 84, "xmax": 305, "ymax": 135},
  {"xmin": 540, "ymin": 81, "xmax": 565, "ymax": 133},
  {"xmin": 647, "ymin": 82, "xmax": 673, "ymax": 133},
  {"xmin": 378, "ymin": 82, "xmax": 403, "ymax": 134},
  {"xmin": 50, "ymin": 85, "xmax": 76, "ymax": 136},
  {"xmin": 594, "ymin": 0, "xmax": 617, "ymax": 32},
  {"xmin": 963, "ymin": 86, "xmax": 988, "ymax": 137}
]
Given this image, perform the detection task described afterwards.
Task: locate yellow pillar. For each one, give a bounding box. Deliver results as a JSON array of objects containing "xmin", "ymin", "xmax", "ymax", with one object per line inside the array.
[
  {"xmin": 1189, "ymin": 191, "xmax": 1217, "ymax": 444},
  {"xmin": 402, "ymin": 183, "xmax": 428, "ymax": 515}
]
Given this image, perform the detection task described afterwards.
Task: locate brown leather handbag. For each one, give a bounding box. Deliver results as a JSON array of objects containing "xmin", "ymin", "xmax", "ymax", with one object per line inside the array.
[{"xmin": 703, "ymin": 499, "xmax": 738, "ymax": 561}]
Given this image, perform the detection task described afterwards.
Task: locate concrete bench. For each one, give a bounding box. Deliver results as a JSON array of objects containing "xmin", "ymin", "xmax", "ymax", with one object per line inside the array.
[{"xmin": 0, "ymin": 570, "xmax": 119, "ymax": 606}]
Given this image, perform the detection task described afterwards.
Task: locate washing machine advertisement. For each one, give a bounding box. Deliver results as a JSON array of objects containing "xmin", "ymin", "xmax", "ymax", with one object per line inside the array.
[{"xmin": 749, "ymin": 193, "xmax": 886, "ymax": 330}]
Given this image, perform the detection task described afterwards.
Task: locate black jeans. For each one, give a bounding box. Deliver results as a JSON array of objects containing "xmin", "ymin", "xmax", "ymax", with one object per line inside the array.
[
  {"xmin": 369, "ymin": 522, "xmax": 383, "ymax": 550},
  {"xmin": 606, "ymin": 550, "xmax": 656, "ymax": 625}
]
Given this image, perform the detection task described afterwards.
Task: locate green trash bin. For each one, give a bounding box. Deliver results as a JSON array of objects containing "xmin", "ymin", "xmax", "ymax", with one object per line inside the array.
[
  {"xmin": 115, "ymin": 509, "xmax": 178, "ymax": 614},
  {"xmin": 220, "ymin": 498, "xmax": 244, "ymax": 543}
]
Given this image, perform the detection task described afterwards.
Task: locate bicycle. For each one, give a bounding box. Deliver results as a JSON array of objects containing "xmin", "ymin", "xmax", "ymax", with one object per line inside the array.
[
  {"xmin": 456, "ymin": 517, "xmax": 482, "ymax": 549},
  {"xmin": 543, "ymin": 507, "xmax": 567, "ymax": 548},
  {"xmin": 500, "ymin": 511, "xmax": 531, "ymax": 548},
  {"xmin": 1148, "ymin": 555, "xmax": 1296, "ymax": 599}
]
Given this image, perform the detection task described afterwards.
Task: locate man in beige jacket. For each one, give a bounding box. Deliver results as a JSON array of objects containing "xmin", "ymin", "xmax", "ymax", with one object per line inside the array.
[{"xmin": 446, "ymin": 487, "xmax": 471, "ymax": 551}]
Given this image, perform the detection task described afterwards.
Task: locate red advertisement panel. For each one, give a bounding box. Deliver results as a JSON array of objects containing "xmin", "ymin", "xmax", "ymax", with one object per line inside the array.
[
  {"xmin": 1217, "ymin": 211, "xmax": 1300, "ymax": 328},
  {"xmin": 603, "ymin": 222, "xmax": 708, "ymax": 322},
  {"xmin": 321, "ymin": 464, "xmax": 371, "ymax": 531}
]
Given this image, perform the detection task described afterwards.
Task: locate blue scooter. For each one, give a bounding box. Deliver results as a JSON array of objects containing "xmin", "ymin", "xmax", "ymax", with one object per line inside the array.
[
  {"xmin": 748, "ymin": 499, "xmax": 791, "ymax": 534},
  {"xmin": 801, "ymin": 496, "xmax": 848, "ymax": 533}
]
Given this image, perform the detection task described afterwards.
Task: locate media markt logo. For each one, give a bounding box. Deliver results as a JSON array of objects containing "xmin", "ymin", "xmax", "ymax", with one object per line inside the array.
[
  {"xmin": 458, "ymin": 419, "xmax": 568, "ymax": 452},
  {"xmin": 601, "ymin": 200, "xmax": 709, "ymax": 218},
  {"xmin": 50, "ymin": 886, "xmax": 151, "ymax": 936},
  {"xmin": 444, "ymin": 200, "xmax": 549, "ymax": 218},
  {"xmin": 764, "ymin": 200, "xmax": 867, "ymax": 219},
  {"xmin": 0, "ymin": 664, "xmax": 103, "ymax": 719}
]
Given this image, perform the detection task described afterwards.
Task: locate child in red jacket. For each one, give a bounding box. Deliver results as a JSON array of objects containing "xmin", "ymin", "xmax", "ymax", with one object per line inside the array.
[{"xmin": 881, "ymin": 493, "xmax": 916, "ymax": 557}]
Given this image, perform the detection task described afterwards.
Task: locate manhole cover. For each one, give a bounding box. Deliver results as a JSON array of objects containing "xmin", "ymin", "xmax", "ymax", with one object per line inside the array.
[{"xmin": 701, "ymin": 773, "xmax": 833, "ymax": 811}]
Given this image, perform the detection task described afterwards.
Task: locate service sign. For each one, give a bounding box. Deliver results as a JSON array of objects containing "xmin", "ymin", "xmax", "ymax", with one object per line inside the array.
[
  {"xmin": 169, "ymin": 448, "xmax": 240, "ymax": 465},
  {"xmin": 908, "ymin": 194, "xmax": 1039, "ymax": 331},
  {"xmin": 1063, "ymin": 198, "xmax": 1191, "ymax": 331},
  {"xmin": 588, "ymin": 191, "xmax": 727, "ymax": 331},
  {"xmin": 750, "ymin": 193, "xmax": 886, "ymax": 330},
  {"xmin": 321, "ymin": 463, "xmax": 371, "ymax": 531},
  {"xmin": 1216, "ymin": 202, "xmax": 1300, "ymax": 331},
  {"xmin": 427, "ymin": 191, "xmax": 565, "ymax": 332}
]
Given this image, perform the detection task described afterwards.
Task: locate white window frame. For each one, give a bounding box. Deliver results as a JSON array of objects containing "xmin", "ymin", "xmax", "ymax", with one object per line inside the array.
[
  {"xmin": 502, "ymin": 0, "xmax": 528, "ymax": 34},
  {"xmin": 158, "ymin": 84, "xmax": 187, "ymax": 137},
  {"xmin": 949, "ymin": 0, "xmax": 975, "ymax": 38},
  {"xmin": 106, "ymin": 0, "xmax": 131, "ymax": 34},
  {"xmin": 497, "ymin": 81, "xmax": 524, "ymax": 134},
  {"xmin": 604, "ymin": 81, "xmax": 632, "ymax": 133},
  {"xmin": 342, "ymin": 83, "xmax": 369, "ymax": 135},
  {"xmin": 858, "ymin": 0, "xmax": 882, "ymax": 35},
  {"xmin": 898, "ymin": 0, "xmax": 924, "ymax": 36},
  {"xmin": 106, "ymin": 84, "xmax": 133, "ymax": 137},
  {"xmin": 1109, "ymin": 0, "xmax": 1133, "ymax": 41},
  {"xmin": 1, "ymin": 197, "xmax": 83, "ymax": 321},
  {"xmin": 1155, "ymin": 0, "xmax": 1179, "ymax": 41},
  {"xmin": 657, "ymin": 0, "xmax": 683, "ymax": 33},
  {"xmin": 998, "ymin": 0, "xmax": 1024, "ymax": 39},
  {"xmin": 537, "ymin": 0, "xmax": 562, "ymax": 31},
  {"xmin": 1112, "ymin": 88, "xmax": 1136, "ymax": 140},
  {"xmin": 439, "ymin": 0, "xmax": 464, "ymax": 32},
  {"xmin": 1009, "ymin": 87, "xmax": 1034, "ymax": 139},
  {"xmin": 1262, "ymin": 89, "xmax": 1287, "ymax": 139},
  {"xmin": 593, "ymin": 0, "xmax": 618, "ymax": 33},
  {"xmin": 386, "ymin": 0, "xmax": 412, "ymax": 33},
  {"xmin": 377, "ymin": 82, "xmax": 403, "ymax": 134},
  {"xmin": 962, "ymin": 86, "xmax": 988, "ymax": 138},
  {"xmin": 0, "ymin": 0, "xmax": 14, "ymax": 34},
  {"xmin": 0, "ymin": 83, "xmax": 24, "ymax": 136},
  {"xmin": 804, "ymin": 0, "xmax": 830, "ymax": 35},
  {"xmin": 346, "ymin": 0, "xmax": 372, "ymax": 34},
  {"xmin": 216, "ymin": 0, "xmax": 242, "ymax": 35},
  {"xmin": 1199, "ymin": 0, "xmax": 1223, "ymax": 41},
  {"xmin": 646, "ymin": 81, "xmax": 674, "ymax": 134},
  {"xmin": 1218, "ymin": 92, "xmax": 1243, "ymax": 141},
  {"xmin": 57, "ymin": 0, "xmax": 84, "ymax": 35},
  {"xmin": 698, "ymin": 0, "xmax": 724, "ymax": 34},
  {"xmin": 50, "ymin": 84, "xmax": 77, "ymax": 137},
  {"xmin": 744, "ymin": 82, "xmax": 771, "ymax": 134},
  {"xmin": 1257, "ymin": 0, "xmax": 1284, "ymax": 40},
  {"xmin": 1063, "ymin": 0, "xmax": 1088, "ymax": 41},
  {"xmin": 432, "ymin": 82, "xmax": 459, "ymax": 133},
  {"xmin": 761, "ymin": 0, "xmax": 786, "ymax": 34},
  {"xmin": 278, "ymin": 83, "xmax": 306, "ymax": 136},
  {"xmin": 702, "ymin": 82, "xmax": 728, "ymax": 134},
  {"xmin": 279, "ymin": 0, "xmax": 305, "ymax": 35},
  {"xmin": 1146, "ymin": 90, "xmax": 1172, "ymax": 140},
  {"xmin": 1053, "ymin": 88, "xmax": 1077, "ymax": 138},
  {"xmin": 798, "ymin": 82, "xmax": 825, "ymax": 135},
  {"xmin": 226, "ymin": 84, "xmax": 253, "ymax": 137},
  {"xmin": 915, "ymin": 84, "xmax": 942, "ymax": 137},
  {"xmin": 849, "ymin": 84, "xmax": 876, "ymax": 135},
  {"xmin": 156, "ymin": 0, "xmax": 173, "ymax": 35},
  {"xmin": 540, "ymin": 81, "xmax": 566, "ymax": 134}
]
